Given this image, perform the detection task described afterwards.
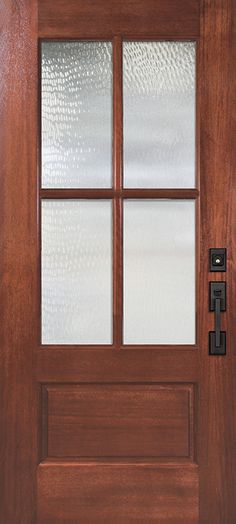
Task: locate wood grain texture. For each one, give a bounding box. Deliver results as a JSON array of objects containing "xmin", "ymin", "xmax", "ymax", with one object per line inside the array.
[
  {"xmin": 37, "ymin": 464, "xmax": 199, "ymax": 523},
  {"xmin": 0, "ymin": 0, "xmax": 38, "ymax": 522},
  {"xmin": 39, "ymin": 0, "xmax": 200, "ymax": 39},
  {"xmin": 36, "ymin": 348, "xmax": 198, "ymax": 383},
  {"xmin": 43, "ymin": 384, "xmax": 194, "ymax": 460},
  {"xmin": 229, "ymin": 3, "xmax": 236, "ymax": 522},
  {"xmin": 198, "ymin": 0, "xmax": 236, "ymax": 521}
]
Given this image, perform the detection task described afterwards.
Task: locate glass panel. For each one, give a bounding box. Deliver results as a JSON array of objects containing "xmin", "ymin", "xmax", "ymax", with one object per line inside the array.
[
  {"xmin": 41, "ymin": 42, "xmax": 112, "ymax": 188},
  {"xmin": 123, "ymin": 42, "xmax": 196, "ymax": 188},
  {"xmin": 42, "ymin": 200, "xmax": 112, "ymax": 344},
  {"xmin": 124, "ymin": 200, "xmax": 195, "ymax": 344}
]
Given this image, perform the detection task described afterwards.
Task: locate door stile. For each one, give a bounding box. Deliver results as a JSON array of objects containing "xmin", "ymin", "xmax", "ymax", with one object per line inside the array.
[
  {"xmin": 230, "ymin": 2, "xmax": 236, "ymax": 520},
  {"xmin": 0, "ymin": 0, "xmax": 38, "ymax": 522},
  {"xmin": 199, "ymin": 0, "xmax": 236, "ymax": 521}
]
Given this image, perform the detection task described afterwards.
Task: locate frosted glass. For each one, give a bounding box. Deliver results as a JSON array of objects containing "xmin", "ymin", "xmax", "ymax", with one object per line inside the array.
[
  {"xmin": 42, "ymin": 200, "xmax": 112, "ymax": 344},
  {"xmin": 124, "ymin": 200, "xmax": 195, "ymax": 344},
  {"xmin": 41, "ymin": 42, "xmax": 112, "ymax": 188},
  {"xmin": 123, "ymin": 42, "xmax": 196, "ymax": 188}
]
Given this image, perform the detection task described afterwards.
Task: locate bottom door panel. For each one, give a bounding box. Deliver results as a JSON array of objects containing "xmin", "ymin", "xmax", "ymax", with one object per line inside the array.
[
  {"xmin": 42, "ymin": 383, "xmax": 194, "ymax": 460},
  {"xmin": 37, "ymin": 464, "xmax": 199, "ymax": 524}
]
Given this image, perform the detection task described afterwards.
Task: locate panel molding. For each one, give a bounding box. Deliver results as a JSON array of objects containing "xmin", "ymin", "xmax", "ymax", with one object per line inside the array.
[{"xmin": 41, "ymin": 383, "xmax": 195, "ymax": 463}]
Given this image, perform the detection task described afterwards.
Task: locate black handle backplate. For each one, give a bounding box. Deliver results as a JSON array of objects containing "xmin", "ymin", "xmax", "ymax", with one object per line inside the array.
[{"xmin": 209, "ymin": 282, "xmax": 226, "ymax": 355}]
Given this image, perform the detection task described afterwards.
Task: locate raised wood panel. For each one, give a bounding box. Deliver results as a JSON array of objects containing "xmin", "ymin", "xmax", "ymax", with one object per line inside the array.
[
  {"xmin": 37, "ymin": 464, "xmax": 199, "ymax": 523},
  {"xmin": 43, "ymin": 384, "xmax": 194, "ymax": 460},
  {"xmin": 38, "ymin": 0, "xmax": 200, "ymax": 38}
]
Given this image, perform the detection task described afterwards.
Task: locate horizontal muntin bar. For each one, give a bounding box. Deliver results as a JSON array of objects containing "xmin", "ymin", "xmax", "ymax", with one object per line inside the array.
[{"xmin": 40, "ymin": 188, "xmax": 199, "ymax": 199}]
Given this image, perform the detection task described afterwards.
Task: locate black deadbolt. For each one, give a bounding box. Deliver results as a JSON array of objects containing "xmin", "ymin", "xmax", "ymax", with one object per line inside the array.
[{"xmin": 209, "ymin": 248, "xmax": 226, "ymax": 272}]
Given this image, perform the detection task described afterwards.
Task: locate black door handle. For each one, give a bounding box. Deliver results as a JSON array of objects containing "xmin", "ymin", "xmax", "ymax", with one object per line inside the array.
[
  {"xmin": 215, "ymin": 297, "xmax": 221, "ymax": 348},
  {"xmin": 209, "ymin": 282, "xmax": 226, "ymax": 355}
]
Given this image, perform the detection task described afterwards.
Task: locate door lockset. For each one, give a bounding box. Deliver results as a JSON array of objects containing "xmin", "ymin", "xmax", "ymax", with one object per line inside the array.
[
  {"xmin": 209, "ymin": 248, "xmax": 227, "ymax": 272},
  {"xmin": 209, "ymin": 282, "xmax": 226, "ymax": 355}
]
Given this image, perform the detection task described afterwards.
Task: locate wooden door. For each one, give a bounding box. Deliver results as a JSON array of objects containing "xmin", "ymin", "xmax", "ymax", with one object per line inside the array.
[{"xmin": 1, "ymin": 1, "xmax": 236, "ymax": 522}]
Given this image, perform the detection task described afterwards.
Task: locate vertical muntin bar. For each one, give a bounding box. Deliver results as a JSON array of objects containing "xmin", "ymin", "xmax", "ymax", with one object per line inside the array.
[{"xmin": 113, "ymin": 36, "xmax": 123, "ymax": 348}]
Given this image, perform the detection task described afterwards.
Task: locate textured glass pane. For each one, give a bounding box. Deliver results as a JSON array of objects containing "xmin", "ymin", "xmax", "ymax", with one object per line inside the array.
[
  {"xmin": 41, "ymin": 42, "xmax": 112, "ymax": 188},
  {"xmin": 123, "ymin": 42, "xmax": 196, "ymax": 188},
  {"xmin": 124, "ymin": 200, "xmax": 195, "ymax": 344},
  {"xmin": 42, "ymin": 200, "xmax": 112, "ymax": 344}
]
